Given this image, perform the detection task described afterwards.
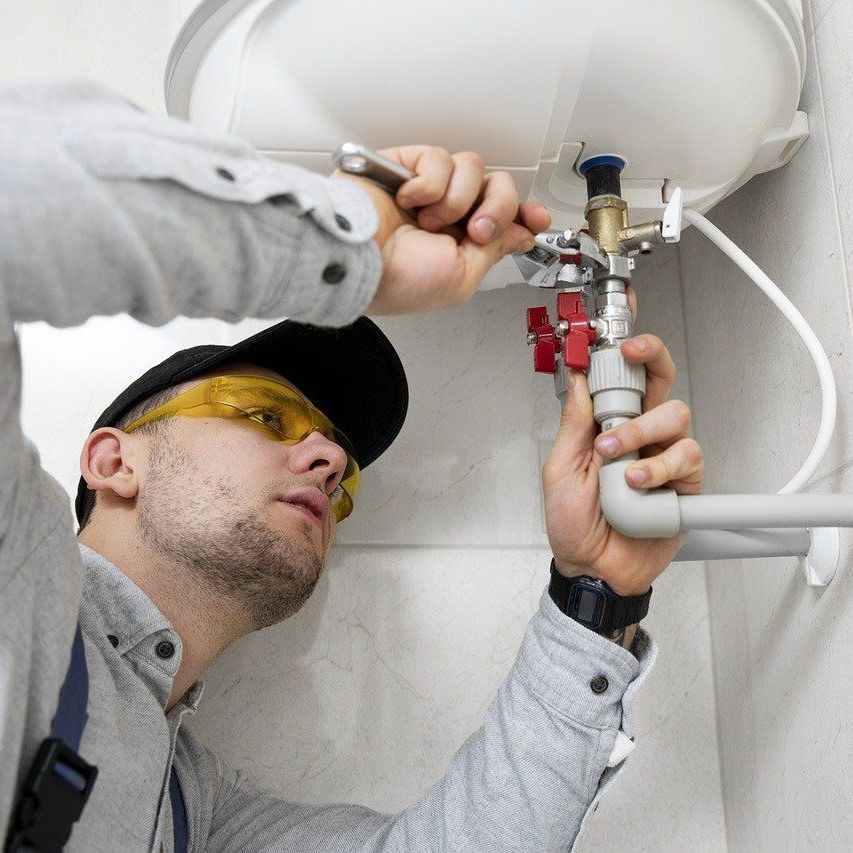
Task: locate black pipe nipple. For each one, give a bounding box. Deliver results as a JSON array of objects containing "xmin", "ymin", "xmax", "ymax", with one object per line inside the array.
[{"xmin": 579, "ymin": 155, "xmax": 626, "ymax": 200}]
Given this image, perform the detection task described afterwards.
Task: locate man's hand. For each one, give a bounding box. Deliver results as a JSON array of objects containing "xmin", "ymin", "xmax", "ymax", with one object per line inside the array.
[
  {"xmin": 338, "ymin": 145, "xmax": 551, "ymax": 315},
  {"xmin": 543, "ymin": 314, "xmax": 704, "ymax": 597}
]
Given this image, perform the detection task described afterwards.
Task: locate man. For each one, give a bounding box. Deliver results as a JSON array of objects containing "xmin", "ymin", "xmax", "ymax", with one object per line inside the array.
[{"xmin": 0, "ymin": 80, "xmax": 703, "ymax": 851}]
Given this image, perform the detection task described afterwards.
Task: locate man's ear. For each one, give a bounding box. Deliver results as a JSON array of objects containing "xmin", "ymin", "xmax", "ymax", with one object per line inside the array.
[{"xmin": 79, "ymin": 428, "xmax": 143, "ymax": 502}]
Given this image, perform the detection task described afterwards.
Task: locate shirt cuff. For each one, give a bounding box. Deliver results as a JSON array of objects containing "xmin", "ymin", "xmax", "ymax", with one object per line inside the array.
[
  {"xmin": 513, "ymin": 589, "xmax": 656, "ymax": 731},
  {"xmin": 246, "ymin": 168, "xmax": 382, "ymax": 326},
  {"xmin": 58, "ymin": 82, "xmax": 384, "ymax": 328}
]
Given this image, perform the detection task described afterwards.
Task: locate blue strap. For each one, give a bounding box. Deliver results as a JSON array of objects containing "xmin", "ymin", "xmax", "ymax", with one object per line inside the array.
[
  {"xmin": 51, "ymin": 624, "xmax": 89, "ymax": 751},
  {"xmin": 170, "ymin": 769, "xmax": 189, "ymax": 853},
  {"xmin": 49, "ymin": 622, "xmax": 190, "ymax": 851}
]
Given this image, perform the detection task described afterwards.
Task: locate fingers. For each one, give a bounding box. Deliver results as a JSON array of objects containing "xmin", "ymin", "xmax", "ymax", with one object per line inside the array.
[
  {"xmin": 381, "ymin": 146, "xmax": 454, "ymax": 210},
  {"xmin": 383, "ymin": 146, "xmax": 537, "ymax": 249},
  {"xmin": 518, "ymin": 200, "xmax": 551, "ymax": 235},
  {"xmin": 543, "ymin": 370, "xmax": 596, "ymax": 483},
  {"xmin": 373, "ymin": 145, "xmax": 546, "ymax": 308},
  {"xmin": 419, "ymin": 160, "xmax": 526, "ymax": 247},
  {"xmin": 463, "ymin": 170, "xmax": 518, "ymax": 243},
  {"xmin": 620, "ymin": 334, "xmax": 676, "ymax": 410},
  {"xmin": 417, "ymin": 152, "xmax": 485, "ymax": 232},
  {"xmin": 594, "ymin": 399, "xmax": 691, "ymax": 460},
  {"xmin": 453, "ymin": 222, "xmax": 535, "ymax": 295},
  {"xmin": 625, "ymin": 438, "xmax": 704, "ymax": 493},
  {"xmin": 592, "ymin": 400, "xmax": 703, "ymax": 494}
]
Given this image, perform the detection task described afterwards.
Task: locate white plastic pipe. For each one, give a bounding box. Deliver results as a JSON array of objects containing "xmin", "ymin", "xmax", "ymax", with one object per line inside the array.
[
  {"xmin": 600, "ymin": 461, "xmax": 853, "ymax": 536},
  {"xmin": 678, "ymin": 493, "xmax": 853, "ymax": 529},
  {"xmin": 682, "ymin": 208, "xmax": 836, "ymax": 494},
  {"xmin": 675, "ymin": 528, "xmax": 810, "ymax": 562}
]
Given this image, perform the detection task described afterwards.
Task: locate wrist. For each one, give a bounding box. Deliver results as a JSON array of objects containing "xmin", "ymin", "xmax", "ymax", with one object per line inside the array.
[
  {"xmin": 547, "ymin": 560, "xmax": 652, "ymax": 648},
  {"xmin": 334, "ymin": 172, "xmax": 406, "ymax": 250},
  {"xmin": 552, "ymin": 558, "xmax": 650, "ymax": 597}
]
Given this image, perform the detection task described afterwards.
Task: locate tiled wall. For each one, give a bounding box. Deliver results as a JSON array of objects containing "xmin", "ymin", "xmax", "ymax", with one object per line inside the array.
[
  {"xmin": 6, "ymin": 2, "xmax": 727, "ymax": 850},
  {"xmin": 677, "ymin": 1, "xmax": 853, "ymax": 849}
]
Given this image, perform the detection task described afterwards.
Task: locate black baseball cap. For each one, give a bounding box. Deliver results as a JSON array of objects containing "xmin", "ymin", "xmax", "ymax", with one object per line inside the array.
[{"xmin": 74, "ymin": 317, "xmax": 408, "ymax": 523}]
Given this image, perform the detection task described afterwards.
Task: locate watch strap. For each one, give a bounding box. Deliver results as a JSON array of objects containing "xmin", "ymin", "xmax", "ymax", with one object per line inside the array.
[{"xmin": 548, "ymin": 560, "xmax": 651, "ymax": 633}]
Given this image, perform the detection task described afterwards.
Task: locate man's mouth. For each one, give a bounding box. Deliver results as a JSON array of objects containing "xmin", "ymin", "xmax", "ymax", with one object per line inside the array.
[{"xmin": 278, "ymin": 488, "xmax": 330, "ymax": 534}]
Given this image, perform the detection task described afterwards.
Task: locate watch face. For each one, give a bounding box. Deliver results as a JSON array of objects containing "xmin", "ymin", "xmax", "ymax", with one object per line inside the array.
[{"xmin": 568, "ymin": 582, "xmax": 606, "ymax": 630}]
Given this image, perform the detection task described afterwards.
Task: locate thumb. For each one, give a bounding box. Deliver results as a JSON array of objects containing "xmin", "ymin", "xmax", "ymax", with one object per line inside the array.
[
  {"xmin": 547, "ymin": 370, "xmax": 596, "ymax": 476},
  {"xmin": 456, "ymin": 223, "xmax": 535, "ymax": 294}
]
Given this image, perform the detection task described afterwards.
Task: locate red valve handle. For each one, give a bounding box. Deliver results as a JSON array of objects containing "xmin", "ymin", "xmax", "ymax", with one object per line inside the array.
[
  {"xmin": 526, "ymin": 306, "xmax": 550, "ymax": 334},
  {"xmin": 527, "ymin": 293, "xmax": 598, "ymax": 375},
  {"xmin": 526, "ymin": 306, "xmax": 560, "ymax": 374},
  {"xmin": 557, "ymin": 292, "xmax": 597, "ymax": 371}
]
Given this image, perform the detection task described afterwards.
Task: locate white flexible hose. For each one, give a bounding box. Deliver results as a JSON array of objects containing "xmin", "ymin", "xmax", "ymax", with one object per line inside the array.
[{"xmin": 682, "ymin": 208, "xmax": 837, "ymax": 494}]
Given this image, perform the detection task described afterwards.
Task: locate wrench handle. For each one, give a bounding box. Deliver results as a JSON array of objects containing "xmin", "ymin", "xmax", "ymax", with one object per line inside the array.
[{"xmin": 332, "ymin": 142, "xmax": 415, "ymax": 195}]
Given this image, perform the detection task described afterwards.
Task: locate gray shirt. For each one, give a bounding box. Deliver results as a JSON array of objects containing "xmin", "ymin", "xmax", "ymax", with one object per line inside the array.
[{"xmin": 0, "ymin": 79, "xmax": 655, "ymax": 852}]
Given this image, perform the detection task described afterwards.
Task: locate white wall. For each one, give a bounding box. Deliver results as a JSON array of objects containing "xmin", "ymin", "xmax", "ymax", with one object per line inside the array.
[
  {"xmin": 3, "ymin": 3, "xmax": 726, "ymax": 850},
  {"xmin": 677, "ymin": 1, "xmax": 853, "ymax": 849}
]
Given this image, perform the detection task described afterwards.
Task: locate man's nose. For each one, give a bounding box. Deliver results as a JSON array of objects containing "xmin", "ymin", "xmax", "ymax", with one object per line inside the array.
[{"xmin": 289, "ymin": 432, "xmax": 348, "ymax": 495}]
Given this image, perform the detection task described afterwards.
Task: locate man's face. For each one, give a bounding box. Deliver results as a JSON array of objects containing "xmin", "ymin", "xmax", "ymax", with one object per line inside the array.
[{"xmin": 135, "ymin": 364, "xmax": 349, "ymax": 629}]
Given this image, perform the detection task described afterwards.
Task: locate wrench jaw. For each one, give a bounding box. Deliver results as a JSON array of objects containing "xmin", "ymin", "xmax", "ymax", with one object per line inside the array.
[{"xmin": 512, "ymin": 228, "xmax": 610, "ymax": 290}]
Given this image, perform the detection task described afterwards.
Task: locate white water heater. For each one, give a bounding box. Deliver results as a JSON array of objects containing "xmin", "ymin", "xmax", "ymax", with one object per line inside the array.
[
  {"xmin": 166, "ymin": 0, "xmax": 807, "ymax": 286},
  {"xmin": 166, "ymin": 1, "xmax": 853, "ymax": 583}
]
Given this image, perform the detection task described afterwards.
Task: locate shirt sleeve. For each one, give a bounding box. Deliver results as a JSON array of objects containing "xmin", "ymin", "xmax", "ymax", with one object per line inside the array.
[
  {"xmin": 181, "ymin": 590, "xmax": 656, "ymax": 852},
  {"xmin": 0, "ymin": 77, "xmax": 381, "ymax": 834},
  {"xmin": 0, "ymin": 78, "xmax": 382, "ymax": 331}
]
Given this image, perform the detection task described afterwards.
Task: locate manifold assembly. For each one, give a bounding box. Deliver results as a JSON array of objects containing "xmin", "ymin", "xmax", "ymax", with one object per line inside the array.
[{"xmin": 518, "ymin": 158, "xmax": 850, "ymax": 586}]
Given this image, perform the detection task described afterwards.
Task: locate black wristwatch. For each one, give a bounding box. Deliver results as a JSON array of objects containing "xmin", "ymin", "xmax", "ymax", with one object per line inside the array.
[{"xmin": 548, "ymin": 560, "xmax": 652, "ymax": 635}]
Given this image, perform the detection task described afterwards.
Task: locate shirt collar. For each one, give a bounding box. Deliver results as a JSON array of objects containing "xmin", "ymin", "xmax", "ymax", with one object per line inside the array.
[
  {"xmin": 78, "ymin": 543, "xmax": 174, "ymax": 651},
  {"xmin": 77, "ymin": 543, "xmax": 203, "ymax": 710}
]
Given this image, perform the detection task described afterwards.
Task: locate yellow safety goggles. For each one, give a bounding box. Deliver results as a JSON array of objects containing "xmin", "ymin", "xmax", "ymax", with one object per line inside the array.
[{"xmin": 124, "ymin": 375, "xmax": 360, "ymax": 523}]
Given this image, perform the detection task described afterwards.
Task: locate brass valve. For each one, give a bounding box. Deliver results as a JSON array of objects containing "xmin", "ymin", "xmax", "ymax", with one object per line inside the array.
[{"xmin": 584, "ymin": 194, "xmax": 628, "ymax": 255}]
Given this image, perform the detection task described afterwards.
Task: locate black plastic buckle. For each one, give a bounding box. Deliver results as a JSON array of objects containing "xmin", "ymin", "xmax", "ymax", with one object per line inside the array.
[{"xmin": 4, "ymin": 738, "xmax": 98, "ymax": 853}]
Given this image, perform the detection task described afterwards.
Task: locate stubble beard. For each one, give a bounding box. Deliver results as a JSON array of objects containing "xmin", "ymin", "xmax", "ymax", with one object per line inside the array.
[{"xmin": 137, "ymin": 429, "xmax": 326, "ymax": 630}]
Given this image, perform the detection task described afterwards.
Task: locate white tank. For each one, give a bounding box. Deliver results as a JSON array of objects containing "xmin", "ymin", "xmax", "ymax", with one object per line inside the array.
[{"xmin": 166, "ymin": 0, "xmax": 807, "ymax": 284}]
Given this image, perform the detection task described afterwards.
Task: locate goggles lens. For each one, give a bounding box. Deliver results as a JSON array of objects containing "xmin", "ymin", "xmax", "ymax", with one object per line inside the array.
[{"xmin": 124, "ymin": 376, "xmax": 360, "ymax": 523}]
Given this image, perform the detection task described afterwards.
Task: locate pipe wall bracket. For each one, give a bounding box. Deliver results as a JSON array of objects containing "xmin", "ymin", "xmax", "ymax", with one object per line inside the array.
[{"xmin": 801, "ymin": 526, "xmax": 841, "ymax": 587}]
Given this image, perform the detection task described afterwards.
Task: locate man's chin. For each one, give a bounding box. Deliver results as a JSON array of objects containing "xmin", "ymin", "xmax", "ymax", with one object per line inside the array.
[{"xmin": 240, "ymin": 527, "xmax": 327, "ymax": 628}]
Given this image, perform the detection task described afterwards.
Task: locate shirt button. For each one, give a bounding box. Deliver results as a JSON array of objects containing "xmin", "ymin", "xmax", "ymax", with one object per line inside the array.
[
  {"xmin": 322, "ymin": 263, "xmax": 346, "ymax": 284},
  {"xmin": 334, "ymin": 213, "xmax": 352, "ymax": 232},
  {"xmin": 590, "ymin": 675, "xmax": 609, "ymax": 694},
  {"xmin": 107, "ymin": 634, "xmax": 119, "ymax": 648},
  {"xmin": 215, "ymin": 166, "xmax": 236, "ymax": 182},
  {"xmin": 156, "ymin": 640, "xmax": 176, "ymax": 660}
]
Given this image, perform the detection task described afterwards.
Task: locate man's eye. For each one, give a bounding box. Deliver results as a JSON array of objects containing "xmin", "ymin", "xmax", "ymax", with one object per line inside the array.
[{"xmin": 247, "ymin": 409, "xmax": 283, "ymax": 430}]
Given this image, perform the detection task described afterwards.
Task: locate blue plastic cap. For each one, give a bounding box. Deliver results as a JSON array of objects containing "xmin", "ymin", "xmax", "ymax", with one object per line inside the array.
[{"xmin": 578, "ymin": 155, "xmax": 627, "ymax": 175}]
